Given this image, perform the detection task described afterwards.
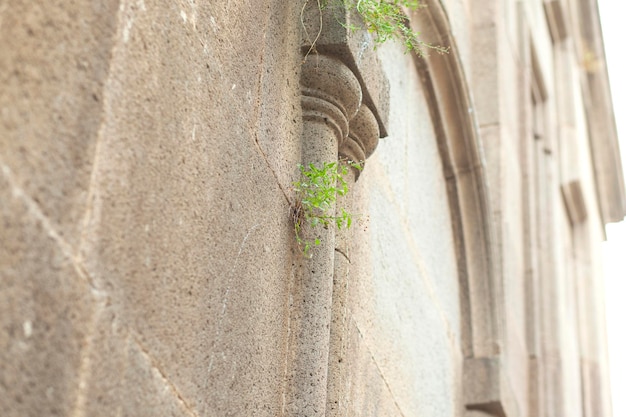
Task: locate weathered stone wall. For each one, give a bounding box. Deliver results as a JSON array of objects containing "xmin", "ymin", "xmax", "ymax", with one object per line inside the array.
[
  {"xmin": 1, "ymin": 1, "xmax": 304, "ymax": 415},
  {"xmin": 467, "ymin": 0, "xmax": 621, "ymax": 416}
]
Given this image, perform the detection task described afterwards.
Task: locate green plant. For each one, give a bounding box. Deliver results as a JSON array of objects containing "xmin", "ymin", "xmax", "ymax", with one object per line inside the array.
[
  {"xmin": 292, "ymin": 160, "xmax": 362, "ymax": 256},
  {"xmin": 323, "ymin": 0, "xmax": 449, "ymax": 55},
  {"xmin": 350, "ymin": 0, "xmax": 448, "ymax": 55}
]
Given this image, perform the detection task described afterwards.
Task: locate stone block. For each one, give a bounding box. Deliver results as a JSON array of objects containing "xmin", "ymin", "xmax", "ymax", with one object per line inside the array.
[
  {"xmin": 79, "ymin": 117, "xmax": 294, "ymax": 415},
  {"xmin": 463, "ymin": 357, "xmax": 506, "ymax": 417}
]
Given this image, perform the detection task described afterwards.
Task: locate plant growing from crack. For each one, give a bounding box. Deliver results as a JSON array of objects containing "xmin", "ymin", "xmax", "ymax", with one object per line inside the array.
[
  {"xmin": 344, "ymin": 0, "xmax": 449, "ymax": 55},
  {"xmin": 292, "ymin": 160, "xmax": 363, "ymax": 257},
  {"xmin": 304, "ymin": 0, "xmax": 449, "ymax": 56}
]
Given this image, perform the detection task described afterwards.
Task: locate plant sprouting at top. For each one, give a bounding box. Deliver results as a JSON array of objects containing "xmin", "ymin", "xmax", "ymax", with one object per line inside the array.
[{"xmin": 321, "ymin": 0, "xmax": 449, "ymax": 55}]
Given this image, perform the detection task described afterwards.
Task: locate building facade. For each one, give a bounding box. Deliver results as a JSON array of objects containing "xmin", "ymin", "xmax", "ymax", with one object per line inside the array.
[{"xmin": 1, "ymin": 0, "xmax": 624, "ymax": 416}]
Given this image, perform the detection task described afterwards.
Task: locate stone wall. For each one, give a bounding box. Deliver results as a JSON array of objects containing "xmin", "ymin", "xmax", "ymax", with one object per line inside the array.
[{"xmin": 1, "ymin": 1, "xmax": 304, "ymax": 415}]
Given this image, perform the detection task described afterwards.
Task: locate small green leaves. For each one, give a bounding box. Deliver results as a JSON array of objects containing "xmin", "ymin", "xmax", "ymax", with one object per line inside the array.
[
  {"xmin": 329, "ymin": 0, "xmax": 449, "ymax": 55},
  {"xmin": 292, "ymin": 160, "xmax": 363, "ymax": 256}
]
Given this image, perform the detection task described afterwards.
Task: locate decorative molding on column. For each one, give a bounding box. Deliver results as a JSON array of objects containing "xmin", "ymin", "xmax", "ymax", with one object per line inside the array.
[
  {"xmin": 340, "ymin": 104, "xmax": 379, "ymax": 177},
  {"xmin": 300, "ymin": 0, "xmax": 390, "ymax": 140},
  {"xmin": 300, "ymin": 54, "xmax": 362, "ymax": 149}
]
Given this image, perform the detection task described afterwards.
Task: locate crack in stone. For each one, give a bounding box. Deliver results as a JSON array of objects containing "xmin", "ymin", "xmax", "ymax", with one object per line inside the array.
[
  {"xmin": 334, "ymin": 247, "xmax": 351, "ymax": 263},
  {"xmin": 131, "ymin": 336, "xmax": 201, "ymax": 417},
  {"xmin": 69, "ymin": 300, "xmax": 108, "ymax": 417},
  {"xmin": 351, "ymin": 318, "xmax": 409, "ymax": 417},
  {"xmin": 0, "ymin": 159, "xmax": 100, "ymax": 290},
  {"xmin": 249, "ymin": 2, "xmax": 293, "ymax": 208}
]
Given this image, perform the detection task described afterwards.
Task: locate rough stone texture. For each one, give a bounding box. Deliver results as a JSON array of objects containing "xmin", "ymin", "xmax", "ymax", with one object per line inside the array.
[
  {"xmin": 74, "ymin": 1, "xmax": 303, "ymax": 415},
  {"xmin": 2, "ymin": 1, "xmax": 302, "ymax": 416},
  {"xmin": 0, "ymin": 0, "xmax": 120, "ymax": 249}
]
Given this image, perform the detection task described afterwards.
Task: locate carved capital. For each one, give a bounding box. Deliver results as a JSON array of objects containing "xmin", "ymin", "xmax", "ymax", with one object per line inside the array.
[
  {"xmin": 342, "ymin": 104, "xmax": 379, "ymax": 160},
  {"xmin": 301, "ymin": 54, "xmax": 362, "ymax": 145},
  {"xmin": 301, "ymin": 1, "xmax": 390, "ymax": 137},
  {"xmin": 340, "ymin": 104, "xmax": 379, "ymax": 178}
]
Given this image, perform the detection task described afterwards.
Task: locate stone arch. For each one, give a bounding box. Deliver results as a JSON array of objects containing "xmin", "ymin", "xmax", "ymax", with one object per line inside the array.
[
  {"xmin": 408, "ymin": 3, "xmax": 506, "ymax": 414},
  {"xmin": 409, "ymin": 0, "xmax": 501, "ymax": 368}
]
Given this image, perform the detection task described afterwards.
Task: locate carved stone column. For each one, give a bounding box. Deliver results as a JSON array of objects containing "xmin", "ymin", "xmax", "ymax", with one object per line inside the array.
[
  {"xmin": 287, "ymin": 3, "xmax": 390, "ymax": 416},
  {"xmin": 286, "ymin": 54, "xmax": 361, "ymax": 417},
  {"xmin": 327, "ymin": 104, "xmax": 379, "ymax": 416}
]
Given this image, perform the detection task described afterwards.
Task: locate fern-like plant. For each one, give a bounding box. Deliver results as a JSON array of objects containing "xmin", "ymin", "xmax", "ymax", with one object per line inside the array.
[
  {"xmin": 292, "ymin": 160, "xmax": 362, "ymax": 256},
  {"xmin": 324, "ymin": 0, "xmax": 449, "ymax": 55}
]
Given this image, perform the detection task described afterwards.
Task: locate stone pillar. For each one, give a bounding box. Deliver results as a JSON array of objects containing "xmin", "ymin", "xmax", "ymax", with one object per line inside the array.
[
  {"xmin": 286, "ymin": 54, "xmax": 361, "ymax": 417},
  {"xmin": 326, "ymin": 104, "xmax": 379, "ymax": 416},
  {"xmin": 287, "ymin": 3, "xmax": 389, "ymax": 415}
]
